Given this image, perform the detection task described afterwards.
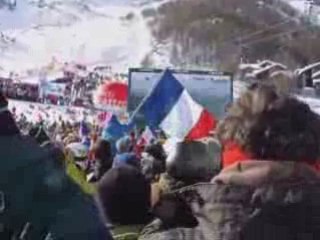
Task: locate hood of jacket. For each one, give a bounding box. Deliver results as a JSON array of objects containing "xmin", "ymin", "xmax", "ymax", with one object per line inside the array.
[{"xmin": 213, "ymin": 160, "xmax": 320, "ymax": 186}]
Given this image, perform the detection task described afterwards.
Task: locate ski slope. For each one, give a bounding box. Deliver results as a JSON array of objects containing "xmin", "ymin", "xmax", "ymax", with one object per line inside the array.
[
  {"xmin": 9, "ymin": 98, "xmax": 99, "ymax": 125},
  {"xmin": 0, "ymin": 0, "xmax": 169, "ymax": 75}
]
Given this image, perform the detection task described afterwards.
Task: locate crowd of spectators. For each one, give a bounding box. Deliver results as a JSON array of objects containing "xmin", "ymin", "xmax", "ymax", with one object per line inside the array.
[{"xmin": 2, "ymin": 77, "xmax": 320, "ymax": 240}]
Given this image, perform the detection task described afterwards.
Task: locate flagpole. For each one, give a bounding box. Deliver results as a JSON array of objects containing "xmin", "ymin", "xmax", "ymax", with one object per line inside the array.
[{"xmin": 128, "ymin": 69, "xmax": 169, "ymax": 123}]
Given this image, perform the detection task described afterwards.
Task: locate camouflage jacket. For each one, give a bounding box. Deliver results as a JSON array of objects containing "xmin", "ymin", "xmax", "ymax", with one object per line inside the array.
[{"xmin": 140, "ymin": 161, "xmax": 320, "ymax": 240}]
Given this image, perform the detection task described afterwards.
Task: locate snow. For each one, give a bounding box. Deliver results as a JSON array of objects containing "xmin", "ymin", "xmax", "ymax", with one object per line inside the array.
[
  {"xmin": 0, "ymin": 0, "xmax": 170, "ymax": 75},
  {"xmin": 9, "ymin": 79, "xmax": 320, "ymax": 127},
  {"xmin": 286, "ymin": 0, "xmax": 306, "ymax": 13},
  {"xmin": 284, "ymin": 0, "xmax": 320, "ymax": 24},
  {"xmin": 296, "ymin": 95, "xmax": 320, "ymax": 115},
  {"xmin": 9, "ymin": 99, "xmax": 98, "ymax": 124},
  {"xmin": 296, "ymin": 62, "xmax": 320, "ymax": 76},
  {"xmin": 0, "ymin": 0, "xmax": 173, "ymax": 126}
]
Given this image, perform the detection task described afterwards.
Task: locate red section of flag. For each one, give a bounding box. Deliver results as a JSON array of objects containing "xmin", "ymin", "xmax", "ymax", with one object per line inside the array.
[{"xmin": 185, "ymin": 109, "xmax": 217, "ymax": 141}]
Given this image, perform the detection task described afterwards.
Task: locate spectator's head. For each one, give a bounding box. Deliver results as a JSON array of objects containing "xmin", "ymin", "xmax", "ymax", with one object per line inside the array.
[
  {"xmin": 0, "ymin": 91, "xmax": 20, "ymax": 136},
  {"xmin": 145, "ymin": 143, "xmax": 167, "ymax": 163},
  {"xmin": 248, "ymin": 96, "xmax": 320, "ymax": 164},
  {"xmin": 166, "ymin": 140, "xmax": 220, "ymax": 183},
  {"xmin": 116, "ymin": 136, "xmax": 131, "ymax": 154},
  {"xmin": 93, "ymin": 139, "xmax": 112, "ymax": 161},
  {"xmin": 141, "ymin": 143, "xmax": 167, "ymax": 181},
  {"xmin": 28, "ymin": 124, "xmax": 50, "ymax": 145},
  {"xmin": 217, "ymin": 84, "xmax": 278, "ymax": 148},
  {"xmin": 218, "ymin": 83, "xmax": 320, "ymax": 166},
  {"xmin": 96, "ymin": 165, "xmax": 151, "ymax": 225}
]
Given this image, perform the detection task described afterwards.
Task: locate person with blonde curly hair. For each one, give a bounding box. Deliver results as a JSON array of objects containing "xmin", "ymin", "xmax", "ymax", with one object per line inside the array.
[
  {"xmin": 217, "ymin": 84, "xmax": 279, "ymax": 168},
  {"xmin": 217, "ymin": 83, "xmax": 320, "ymax": 169}
]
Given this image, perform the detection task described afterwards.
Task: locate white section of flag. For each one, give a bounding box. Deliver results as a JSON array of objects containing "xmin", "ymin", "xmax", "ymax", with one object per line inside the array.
[
  {"xmin": 141, "ymin": 126, "xmax": 154, "ymax": 144},
  {"xmin": 160, "ymin": 89, "xmax": 203, "ymax": 140}
]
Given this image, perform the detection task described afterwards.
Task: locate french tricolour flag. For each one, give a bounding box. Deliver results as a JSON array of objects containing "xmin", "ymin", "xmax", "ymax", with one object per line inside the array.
[
  {"xmin": 137, "ymin": 70, "xmax": 217, "ymax": 141},
  {"xmin": 138, "ymin": 126, "xmax": 155, "ymax": 146}
]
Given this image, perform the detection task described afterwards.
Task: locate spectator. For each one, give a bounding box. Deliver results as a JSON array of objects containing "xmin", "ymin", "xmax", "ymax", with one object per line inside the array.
[
  {"xmin": 216, "ymin": 83, "xmax": 278, "ymax": 168},
  {"xmin": 116, "ymin": 135, "xmax": 132, "ymax": 154},
  {"xmin": 0, "ymin": 92, "xmax": 20, "ymax": 136},
  {"xmin": 141, "ymin": 143, "xmax": 166, "ymax": 182},
  {"xmin": 129, "ymin": 131, "xmax": 136, "ymax": 152},
  {"xmin": 28, "ymin": 123, "xmax": 50, "ymax": 146},
  {"xmin": 165, "ymin": 140, "xmax": 221, "ymax": 186},
  {"xmin": 112, "ymin": 136, "xmax": 139, "ymax": 168},
  {"xmin": 92, "ymin": 139, "xmax": 113, "ymax": 180},
  {"xmin": 0, "ymin": 91, "xmax": 112, "ymax": 239},
  {"xmin": 113, "ymin": 152, "xmax": 139, "ymax": 169}
]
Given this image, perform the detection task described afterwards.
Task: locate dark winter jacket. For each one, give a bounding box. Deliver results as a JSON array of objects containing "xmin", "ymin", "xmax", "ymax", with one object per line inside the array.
[
  {"xmin": 93, "ymin": 139, "xmax": 113, "ymax": 180},
  {"xmin": 0, "ymin": 134, "xmax": 112, "ymax": 239},
  {"xmin": 0, "ymin": 111, "xmax": 20, "ymax": 136},
  {"xmin": 140, "ymin": 160, "xmax": 320, "ymax": 240},
  {"xmin": 28, "ymin": 124, "xmax": 66, "ymax": 169}
]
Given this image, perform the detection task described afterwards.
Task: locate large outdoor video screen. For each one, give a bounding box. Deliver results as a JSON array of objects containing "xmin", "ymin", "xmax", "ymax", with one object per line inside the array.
[{"xmin": 128, "ymin": 68, "xmax": 233, "ymax": 119}]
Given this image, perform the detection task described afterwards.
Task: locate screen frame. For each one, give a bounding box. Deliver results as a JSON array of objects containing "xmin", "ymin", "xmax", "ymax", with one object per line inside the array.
[{"xmin": 127, "ymin": 68, "xmax": 234, "ymax": 114}]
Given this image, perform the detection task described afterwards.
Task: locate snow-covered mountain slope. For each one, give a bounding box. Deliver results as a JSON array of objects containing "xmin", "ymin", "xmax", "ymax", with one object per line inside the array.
[
  {"xmin": 285, "ymin": 0, "xmax": 305, "ymax": 12},
  {"xmin": 284, "ymin": 0, "xmax": 320, "ymax": 23},
  {"xmin": 0, "ymin": 0, "xmax": 170, "ymax": 74}
]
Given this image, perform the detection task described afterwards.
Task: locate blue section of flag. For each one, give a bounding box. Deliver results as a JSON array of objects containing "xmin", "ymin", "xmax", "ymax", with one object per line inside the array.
[
  {"xmin": 101, "ymin": 114, "xmax": 134, "ymax": 141},
  {"xmin": 140, "ymin": 69, "xmax": 184, "ymax": 129}
]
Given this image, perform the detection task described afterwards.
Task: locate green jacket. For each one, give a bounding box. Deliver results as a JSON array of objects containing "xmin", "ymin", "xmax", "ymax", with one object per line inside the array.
[{"xmin": 0, "ymin": 135, "xmax": 112, "ymax": 240}]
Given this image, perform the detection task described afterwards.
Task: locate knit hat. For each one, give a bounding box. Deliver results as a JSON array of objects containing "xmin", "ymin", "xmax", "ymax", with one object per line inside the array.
[
  {"xmin": 116, "ymin": 136, "xmax": 131, "ymax": 153},
  {"xmin": 96, "ymin": 165, "xmax": 151, "ymax": 225},
  {"xmin": 0, "ymin": 92, "xmax": 8, "ymax": 114}
]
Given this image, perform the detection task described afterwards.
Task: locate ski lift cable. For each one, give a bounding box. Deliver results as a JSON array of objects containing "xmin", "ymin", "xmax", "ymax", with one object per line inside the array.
[
  {"xmin": 181, "ymin": 22, "xmax": 309, "ymax": 69},
  {"xmin": 179, "ymin": 19, "xmax": 297, "ymax": 66},
  {"xmin": 240, "ymin": 25, "xmax": 307, "ymax": 47},
  {"xmin": 181, "ymin": 12, "xmax": 302, "ymax": 69},
  {"xmin": 206, "ymin": 18, "xmax": 298, "ymax": 54},
  {"xmin": 180, "ymin": 25, "xmax": 305, "ymax": 67},
  {"xmin": 234, "ymin": 19, "xmax": 292, "ymax": 43}
]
